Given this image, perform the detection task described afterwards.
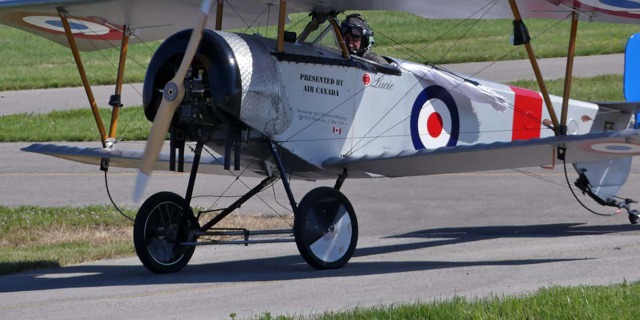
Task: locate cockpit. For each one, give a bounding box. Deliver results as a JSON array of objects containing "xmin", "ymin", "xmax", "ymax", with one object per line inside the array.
[{"xmin": 291, "ymin": 12, "xmax": 399, "ymax": 75}]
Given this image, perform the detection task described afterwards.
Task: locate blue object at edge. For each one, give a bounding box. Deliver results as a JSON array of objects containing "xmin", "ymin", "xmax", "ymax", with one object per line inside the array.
[{"xmin": 625, "ymin": 33, "xmax": 640, "ymax": 128}]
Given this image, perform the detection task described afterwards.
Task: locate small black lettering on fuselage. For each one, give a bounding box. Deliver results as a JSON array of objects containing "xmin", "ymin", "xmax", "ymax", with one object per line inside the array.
[
  {"xmin": 300, "ymin": 73, "xmax": 342, "ymax": 96},
  {"xmin": 300, "ymin": 74, "xmax": 336, "ymax": 85}
]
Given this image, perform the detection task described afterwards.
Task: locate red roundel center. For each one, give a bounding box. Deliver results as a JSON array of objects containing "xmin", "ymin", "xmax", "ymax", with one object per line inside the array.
[
  {"xmin": 362, "ymin": 73, "xmax": 371, "ymax": 86},
  {"xmin": 427, "ymin": 112, "xmax": 443, "ymax": 138}
]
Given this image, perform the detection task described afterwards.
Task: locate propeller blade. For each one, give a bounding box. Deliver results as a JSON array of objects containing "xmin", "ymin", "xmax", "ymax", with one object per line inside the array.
[{"xmin": 133, "ymin": 0, "xmax": 212, "ymax": 202}]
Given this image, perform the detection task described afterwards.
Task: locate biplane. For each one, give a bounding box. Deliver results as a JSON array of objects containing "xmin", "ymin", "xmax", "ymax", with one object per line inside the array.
[{"xmin": 3, "ymin": 0, "xmax": 640, "ymax": 273}]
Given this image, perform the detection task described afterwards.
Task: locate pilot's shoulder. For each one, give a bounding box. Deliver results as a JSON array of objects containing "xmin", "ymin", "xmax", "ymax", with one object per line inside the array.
[{"xmin": 363, "ymin": 51, "xmax": 389, "ymax": 65}]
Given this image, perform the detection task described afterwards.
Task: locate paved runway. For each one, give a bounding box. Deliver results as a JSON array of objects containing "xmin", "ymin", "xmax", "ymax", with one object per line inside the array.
[{"xmin": 1, "ymin": 53, "xmax": 639, "ymax": 319}]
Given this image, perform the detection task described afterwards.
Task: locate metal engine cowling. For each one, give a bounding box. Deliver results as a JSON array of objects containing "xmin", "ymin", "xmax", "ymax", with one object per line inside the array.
[{"xmin": 142, "ymin": 29, "xmax": 243, "ymax": 141}]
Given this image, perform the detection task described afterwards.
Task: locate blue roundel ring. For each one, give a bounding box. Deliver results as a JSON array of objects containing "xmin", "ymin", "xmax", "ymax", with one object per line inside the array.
[
  {"xmin": 600, "ymin": 0, "xmax": 640, "ymax": 9},
  {"xmin": 410, "ymin": 85, "xmax": 460, "ymax": 150}
]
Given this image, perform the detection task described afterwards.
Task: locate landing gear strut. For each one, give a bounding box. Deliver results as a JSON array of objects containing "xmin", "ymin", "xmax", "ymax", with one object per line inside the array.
[
  {"xmin": 268, "ymin": 142, "xmax": 358, "ymax": 269},
  {"xmin": 133, "ymin": 140, "xmax": 359, "ymax": 273}
]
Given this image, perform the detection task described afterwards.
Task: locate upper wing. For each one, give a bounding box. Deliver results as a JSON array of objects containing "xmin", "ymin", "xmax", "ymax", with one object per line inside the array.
[
  {"xmin": 1, "ymin": 0, "xmax": 638, "ymax": 51},
  {"xmin": 324, "ymin": 129, "xmax": 640, "ymax": 178}
]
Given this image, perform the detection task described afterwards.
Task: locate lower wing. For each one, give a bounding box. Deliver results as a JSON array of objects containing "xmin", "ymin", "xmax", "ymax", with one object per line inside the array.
[
  {"xmin": 324, "ymin": 129, "xmax": 640, "ymax": 178},
  {"xmin": 21, "ymin": 143, "xmax": 249, "ymax": 176}
]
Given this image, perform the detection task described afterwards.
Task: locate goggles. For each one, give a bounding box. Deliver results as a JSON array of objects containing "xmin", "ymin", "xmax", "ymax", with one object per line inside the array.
[{"xmin": 347, "ymin": 28, "xmax": 362, "ymax": 39}]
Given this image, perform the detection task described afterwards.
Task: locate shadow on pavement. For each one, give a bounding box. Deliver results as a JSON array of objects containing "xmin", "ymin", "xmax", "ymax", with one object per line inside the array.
[{"xmin": 3, "ymin": 222, "xmax": 634, "ymax": 293}]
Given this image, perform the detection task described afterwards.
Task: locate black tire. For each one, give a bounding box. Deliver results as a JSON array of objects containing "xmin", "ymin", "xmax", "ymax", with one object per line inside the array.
[
  {"xmin": 629, "ymin": 210, "xmax": 640, "ymax": 225},
  {"xmin": 294, "ymin": 187, "xmax": 358, "ymax": 270},
  {"xmin": 134, "ymin": 192, "xmax": 198, "ymax": 273}
]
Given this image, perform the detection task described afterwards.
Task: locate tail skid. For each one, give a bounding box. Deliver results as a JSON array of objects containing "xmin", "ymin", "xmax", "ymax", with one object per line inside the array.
[{"xmin": 572, "ymin": 157, "xmax": 639, "ymax": 223}]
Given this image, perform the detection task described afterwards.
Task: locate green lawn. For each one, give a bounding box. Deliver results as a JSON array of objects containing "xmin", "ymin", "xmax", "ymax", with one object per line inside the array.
[
  {"xmin": 1, "ymin": 11, "xmax": 637, "ymax": 91},
  {"xmin": 253, "ymin": 282, "xmax": 640, "ymax": 319},
  {"xmin": 0, "ymin": 205, "xmax": 134, "ymax": 275}
]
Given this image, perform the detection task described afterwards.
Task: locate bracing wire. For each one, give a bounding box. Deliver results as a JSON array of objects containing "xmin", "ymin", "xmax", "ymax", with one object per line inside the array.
[
  {"xmin": 368, "ymin": 0, "xmax": 501, "ymax": 68},
  {"xmin": 265, "ymin": 1, "xmax": 273, "ymax": 39},
  {"xmin": 510, "ymin": 168, "xmax": 568, "ymax": 189},
  {"xmin": 436, "ymin": 1, "xmax": 499, "ymax": 62},
  {"xmin": 441, "ymin": 14, "xmax": 572, "ymax": 85},
  {"xmin": 195, "ymin": 144, "xmax": 294, "ymax": 227}
]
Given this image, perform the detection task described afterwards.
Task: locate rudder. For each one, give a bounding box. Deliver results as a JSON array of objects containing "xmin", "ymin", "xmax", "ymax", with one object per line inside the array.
[{"xmin": 625, "ymin": 33, "xmax": 640, "ymax": 103}]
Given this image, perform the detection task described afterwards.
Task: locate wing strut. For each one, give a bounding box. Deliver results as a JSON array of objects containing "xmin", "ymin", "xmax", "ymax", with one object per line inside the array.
[
  {"xmin": 215, "ymin": 0, "xmax": 224, "ymax": 30},
  {"xmin": 57, "ymin": 7, "xmax": 108, "ymax": 147},
  {"xmin": 507, "ymin": 0, "xmax": 560, "ymax": 135},
  {"xmin": 276, "ymin": 0, "xmax": 287, "ymax": 52},
  {"xmin": 330, "ymin": 15, "xmax": 351, "ymax": 59},
  {"xmin": 108, "ymin": 26, "xmax": 131, "ymax": 144},
  {"xmin": 560, "ymin": 11, "xmax": 580, "ymax": 136}
]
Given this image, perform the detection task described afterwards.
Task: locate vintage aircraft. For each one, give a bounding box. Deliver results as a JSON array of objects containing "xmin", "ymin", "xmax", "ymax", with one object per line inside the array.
[{"xmin": 2, "ymin": 0, "xmax": 640, "ymax": 273}]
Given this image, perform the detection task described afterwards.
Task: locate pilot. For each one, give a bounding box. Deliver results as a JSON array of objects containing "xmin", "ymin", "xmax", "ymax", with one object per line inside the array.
[{"xmin": 340, "ymin": 13, "xmax": 388, "ymax": 65}]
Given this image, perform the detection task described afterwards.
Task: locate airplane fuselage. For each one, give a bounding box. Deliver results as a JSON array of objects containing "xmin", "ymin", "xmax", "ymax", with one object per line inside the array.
[{"xmin": 143, "ymin": 30, "xmax": 632, "ymax": 179}]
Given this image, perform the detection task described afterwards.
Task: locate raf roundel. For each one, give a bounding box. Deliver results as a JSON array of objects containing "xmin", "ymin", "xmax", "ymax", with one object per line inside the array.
[
  {"xmin": 584, "ymin": 142, "xmax": 640, "ymax": 155},
  {"xmin": 18, "ymin": 15, "xmax": 123, "ymax": 40},
  {"xmin": 410, "ymin": 85, "xmax": 460, "ymax": 150},
  {"xmin": 573, "ymin": 0, "xmax": 640, "ymax": 18}
]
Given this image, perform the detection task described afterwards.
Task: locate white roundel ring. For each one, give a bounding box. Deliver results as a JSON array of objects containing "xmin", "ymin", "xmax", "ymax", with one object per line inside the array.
[
  {"xmin": 410, "ymin": 85, "xmax": 459, "ymax": 150},
  {"xmin": 587, "ymin": 142, "xmax": 640, "ymax": 154},
  {"xmin": 23, "ymin": 16, "xmax": 111, "ymax": 35},
  {"xmin": 18, "ymin": 14, "xmax": 122, "ymax": 40}
]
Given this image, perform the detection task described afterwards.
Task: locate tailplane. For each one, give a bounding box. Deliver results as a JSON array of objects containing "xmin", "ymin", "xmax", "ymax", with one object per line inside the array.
[{"xmin": 568, "ymin": 33, "xmax": 640, "ymax": 222}]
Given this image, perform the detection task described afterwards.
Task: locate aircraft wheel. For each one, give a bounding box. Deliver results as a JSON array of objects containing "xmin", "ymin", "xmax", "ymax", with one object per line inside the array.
[
  {"xmin": 294, "ymin": 187, "xmax": 358, "ymax": 270},
  {"xmin": 629, "ymin": 210, "xmax": 640, "ymax": 225},
  {"xmin": 133, "ymin": 192, "xmax": 198, "ymax": 273}
]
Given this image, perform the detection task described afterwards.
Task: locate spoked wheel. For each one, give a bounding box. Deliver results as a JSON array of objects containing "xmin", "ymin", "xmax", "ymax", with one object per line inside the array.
[
  {"xmin": 629, "ymin": 209, "xmax": 640, "ymax": 225},
  {"xmin": 134, "ymin": 192, "xmax": 198, "ymax": 273},
  {"xmin": 294, "ymin": 187, "xmax": 358, "ymax": 270}
]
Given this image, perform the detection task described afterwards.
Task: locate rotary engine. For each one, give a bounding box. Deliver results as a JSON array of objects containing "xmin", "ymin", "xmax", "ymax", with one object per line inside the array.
[{"xmin": 142, "ymin": 29, "xmax": 243, "ymax": 142}]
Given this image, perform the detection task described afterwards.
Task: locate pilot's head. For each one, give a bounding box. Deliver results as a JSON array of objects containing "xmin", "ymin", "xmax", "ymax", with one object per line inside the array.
[{"xmin": 340, "ymin": 13, "xmax": 374, "ymax": 56}]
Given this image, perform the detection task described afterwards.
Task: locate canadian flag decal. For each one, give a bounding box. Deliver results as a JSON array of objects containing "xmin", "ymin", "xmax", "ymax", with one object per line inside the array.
[{"xmin": 332, "ymin": 126, "xmax": 342, "ymax": 134}]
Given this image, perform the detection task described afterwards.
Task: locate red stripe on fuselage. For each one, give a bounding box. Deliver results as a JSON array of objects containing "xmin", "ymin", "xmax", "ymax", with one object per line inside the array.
[{"xmin": 510, "ymin": 86, "xmax": 543, "ymax": 141}]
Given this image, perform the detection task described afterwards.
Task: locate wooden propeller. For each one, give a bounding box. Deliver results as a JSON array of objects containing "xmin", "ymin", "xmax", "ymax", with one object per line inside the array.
[{"xmin": 133, "ymin": 0, "xmax": 212, "ymax": 202}]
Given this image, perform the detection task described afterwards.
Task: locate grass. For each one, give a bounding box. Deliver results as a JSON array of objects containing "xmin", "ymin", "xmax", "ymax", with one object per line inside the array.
[
  {"xmin": 0, "ymin": 204, "xmax": 293, "ymax": 275},
  {"xmin": 512, "ymin": 74, "xmax": 625, "ymax": 102},
  {"xmin": 0, "ymin": 26, "xmax": 158, "ymax": 90},
  {"xmin": 1, "ymin": 11, "xmax": 637, "ymax": 91},
  {"xmin": 0, "ymin": 107, "xmax": 151, "ymax": 142},
  {"xmin": 333, "ymin": 12, "xmax": 637, "ymax": 65},
  {"xmin": 249, "ymin": 282, "xmax": 640, "ymax": 319},
  {"xmin": 0, "ymin": 205, "xmax": 134, "ymax": 275}
]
